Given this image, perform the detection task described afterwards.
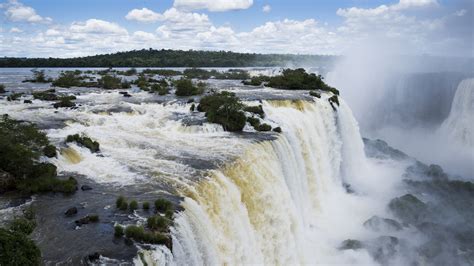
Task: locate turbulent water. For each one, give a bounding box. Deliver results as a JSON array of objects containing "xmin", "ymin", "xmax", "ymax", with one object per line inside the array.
[{"xmin": 1, "ymin": 68, "xmax": 473, "ymax": 265}]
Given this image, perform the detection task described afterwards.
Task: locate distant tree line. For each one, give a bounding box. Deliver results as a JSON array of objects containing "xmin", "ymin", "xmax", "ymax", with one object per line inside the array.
[{"xmin": 0, "ymin": 49, "xmax": 337, "ymax": 68}]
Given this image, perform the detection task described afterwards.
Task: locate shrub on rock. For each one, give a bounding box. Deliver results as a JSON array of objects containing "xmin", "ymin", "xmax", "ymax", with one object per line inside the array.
[
  {"xmin": 198, "ymin": 91, "xmax": 246, "ymax": 131},
  {"xmin": 66, "ymin": 134, "xmax": 100, "ymax": 153}
]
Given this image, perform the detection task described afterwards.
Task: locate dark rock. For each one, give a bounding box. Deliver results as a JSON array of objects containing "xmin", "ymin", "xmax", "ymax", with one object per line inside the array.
[
  {"xmin": 123, "ymin": 93, "xmax": 132, "ymax": 98},
  {"xmin": 23, "ymin": 100, "xmax": 32, "ymax": 104},
  {"xmin": 81, "ymin": 185, "xmax": 92, "ymax": 191},
  {"xmin": 363, "ymin": 138, "xmax": 409, "ymax": 161},
  {"xmin": 64, "ymin": 207, "xmax": 78, "ymax": 217},
  {"xmin": 272, "ymin": 127, "xmax": 282, "ymax": 133},
  {"xmin": 405, "ymin": 161, "xmax": 448, "ymax": 180},
  {"xmin": 87, "ymin": 252, "xmax": 100, "ymax": 262},
  {"xmin": 75, "ymin": 215, "xmax": 99, "ymax": 226},
  {"xmin": 309, "ymin": 91, "xmax": 321, "ymax": 98},
  {"xmin": 388, "ymin": 194, "xmax": 428, "ymax": 225},
  {"xmin": 339, "ymin": 239, "xmax": 364, "ymax": 250},
  {"xmin": 368, "ymin": 236, "xmax": 400, "ymax": 264},
  {"xmin": 363, "ymin": 216, "xmax": 403, "ymax": 232},
  {"xmin": 418, "ymin": 239, "xmax": 442, "ymax": 259}
]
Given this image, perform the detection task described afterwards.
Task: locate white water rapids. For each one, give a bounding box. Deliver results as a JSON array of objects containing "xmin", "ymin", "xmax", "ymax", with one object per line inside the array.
[{"xmin": 135, "ymin": 98, "xmax": 404, "ymax": 265}]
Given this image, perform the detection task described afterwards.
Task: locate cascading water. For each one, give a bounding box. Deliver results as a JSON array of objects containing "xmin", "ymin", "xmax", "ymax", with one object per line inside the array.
[
  {"xmin": 137, "ymin": 98, "xmax": 379, "ymax": 265},
  {"xmin": 439, "ymin": 78, "xmax": 474, "ymax": 147}
]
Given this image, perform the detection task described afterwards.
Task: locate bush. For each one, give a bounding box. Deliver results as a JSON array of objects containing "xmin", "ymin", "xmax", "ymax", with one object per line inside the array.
[
  {"xmin": 121, "ymin": 80, "xmax": 131, "ymax": 89},
  {"xmin": 53, "ymin": 97, "xmax": 75, "ymax": 108},
  {"xmin": 114, "ymin": 225, "xmax": 124, "ymax": 237},
  {"xmin": 7, "ymin": 93, "xmax": 23, "ymax": 101},
  {"xmin": 24, "ymin": 70, "xmax": 51, "ymax": 83},
  {"xmin": 198, "ymin": 92, "xmax": 247, "ymax": 131},
  {"xmin": 66, "ymin": 134, "xmax": 100, "ymax": 153},
  {"xmin": 0, "ymin": 84, "xmax": 5, "ymax": 93},
  {"xmin": 244, "ymin": 105, "xmax": 264, "ymax": 117},
  {"xmin": 116, "ymin": 196, "xmax": 126, "ymax": 208},
  {"xmin": 247, "ymin": 117, "xmax": 260, "ymax": 129},
  {"xmin": 154, "ymin": 198, "xmax": 173, "ymax": 213},
  {"xmin": 88, "ymin": 215, "xmax": 99, "ymax": 222},
  {"xmin": 9, "ymin": 218, "xmax": 36, "ymax": 235},
  {"xmin": 175, "ymin": 78, "xmax": 204, "ymax": 96},
  {"xmin": 309, "ymin": 91, "xmax": 321, "ymax": 98},
  {"xmin": 119, "ymin": 201, "xmax": 128, "ymax": 211},
  {"xmin": 32, "ymin": 91, "xmax": 58, "ymax": 101},
  {"xmin": 267, "ymin": 68, "xmax": 338, "ymax": 93},
  {"xmin": 16, "ymin": 176, "xmax": 78, "ymax": 194},
  {"xmin": 0, "ymin": 228, "xmax": 41, "ymax": 266},
  {"xmin": 129, "ymin": 200, "xmax": 138, "ymax": 211},
  {"xmin": 328, "ymin": 95, "xmax": 339, "ymax": 107},
  {"xmin": 43, "ymin": 145, "xmax": 57, "ymax": 158},
  {"xmin": 124, "ymin": 225, "xmax": 168, "ymax": 245},
  {"xmin": 273, "ymin": 127, "xmax": 282, "ymax": 133},
  {"xmin": 150, "ymin": 83, "xmax": 169, "ymax": 95},
  {"xmin": 52, "ymin": 71, "xmax": 83, "ymax": 88},
  {"xmin": 242, "ymin": 75, "xmax": 270, "ymax": 86},
  {"xmin": 147, "ymin": 215, "xmax": 169, "ymax": 231},
  {"xmin": 142, "ymin": 202, "xmax": 150, "ymax": 210},
  {"xmin": 98, "ymin": 75, "xmax": 122, "ymax": 89}
]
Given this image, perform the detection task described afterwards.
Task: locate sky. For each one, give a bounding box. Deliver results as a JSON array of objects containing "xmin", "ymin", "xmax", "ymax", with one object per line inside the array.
[{"xmin": 0, "ymin": 0, "xmax": 472, "ymax": 58}]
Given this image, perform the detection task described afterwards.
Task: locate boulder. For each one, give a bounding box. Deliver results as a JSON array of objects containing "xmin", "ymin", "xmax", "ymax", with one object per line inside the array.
[
  {"xmin": 64, "ymin": 207, "xmax": 78, "ymax": 217},
  {"xmin": 363, "ymin": 215, "xmax": 403, "ymax": 232},
  {"xmin": 388, "ymin": 194, "xmax": 428, "ymax": 225},
  {"xmin": 81, "ymin": 185, "xmax": 92, "ymax": 191},
  {"xmin": 339, "ymin": 239, "xmax": 364, "ymax": 250}
]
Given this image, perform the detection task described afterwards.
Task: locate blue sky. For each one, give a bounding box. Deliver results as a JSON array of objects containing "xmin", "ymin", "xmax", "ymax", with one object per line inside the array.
[{"xmin": 0, "ymin": 0, "xmax": 472, "ymax": 57}]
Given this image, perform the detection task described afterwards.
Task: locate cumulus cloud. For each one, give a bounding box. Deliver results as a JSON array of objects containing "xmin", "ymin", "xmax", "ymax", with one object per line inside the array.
[
  {"xmin": 3, "ymin": 0, "xmax": 52, "ymax": 23},
  {"xmin": 70, "ymin": 19, "xmax": 128, "ymax": 35},
  {"xmin": 9, "ymin": 27, "xmax": 23, "ymax": 33},
  {"xmin": 173, "ymin": 0, "xmax": 253, "ymax": 12},
  {"xmin": 125, "ymin": 8, "xmax": 162, "ymax": 22},
  {"xmin": 262, "ymin": 5, "xmax": 271, "ymax": 13}
]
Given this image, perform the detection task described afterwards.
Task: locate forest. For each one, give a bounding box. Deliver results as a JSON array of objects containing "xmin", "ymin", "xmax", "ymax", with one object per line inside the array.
[{"xmin": 0, "ymin": 49, "xmax": 337, "ymax": 68}]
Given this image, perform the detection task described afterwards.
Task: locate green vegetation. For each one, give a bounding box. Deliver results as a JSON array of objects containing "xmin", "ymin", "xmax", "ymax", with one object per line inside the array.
[
  {"xmin": 114, "ymin": 225, "xmax": 124, "ymax": 237},
  {"xmin": 147, "ymin": 215, "xmax": 170, "ymax": 232},
  {"xmin": 242, "ymin": 75, "xmax": 270, "ymax": 86},
  {"xmin": 309, "ymin": 91, "xmax": 321, "ymax": 98},
  {"xmin": 197, "ymin": 92, "xmax": 247, "ymax": 131},
  {"xmin": 52, "ymin": 71, "xmax": 84, "ymax": 88},
  {"xmin": 267, "ymin": 68, "xmax": 339, "ymax": 94},
  {"xmin": 243, "ymin": 105, "xmax": 264, "ymax": 117},
  {"xmin": 0, "ymin": 49, "xmax": 337, "ymax": 67},
  {"xmin": 116, "ymin": 196, "xmax": 126, "ymax": 208},
  {"xmin": 124, "ymin": 225, "xmax": 168, "ymax": 245},
  {"xmin": 0, "ymin": 207, "xmax": 41, "ymax": 265},
  {"xmin": 328, "ymin": 95, "xmax": 339, "ymax": 107},
  {"xmin": 53, "ymin": 96, "xmax": 76, "ymax": 108},
  {"xmin": 142, "ymin": 69, "xmax": 182, "ymax": 76},
  {"xmin": 7, "ymin": 93, "xmax": 23, "ymax": 101},
  {"xmin": 154, "ymin": 198, "xmax": 173, "ymax": 213},
  {"xmin": 98, "ymin": 75, "xmax": 123, "ymax": 89},
  {"xmin": 43, "ymin": 145, "xmax": 57, "ymax": 158},
  {"xmin": 23, "ymin": 70, "xmax": 52, "ymax": 83},
  {"xmin": 0, "ymin": 84, "xmax": 6, "ymax": 93},
  {"xmin": 117, "ymin": 68, "xmax": 137, "ymax": 76},
  {"xmin": 175, "ymin": 78, "xmax": 205, "ymax": 96},
  {"xmin": 150, "ymin": 81, "xmax": 170, "ymax": 95},
  {"xmin": 32, "ymin": 90, "xmax": 58, "ymax": 101},
  {"xmin": 129, "ymin": 200, "xmax": 138, "ymax": 211},
  {"xmin": 0, "ymin": 115, "xmax": 77, "ymax": 194},
  {"xmin": 66, "ymin": 134, "xmax": 100, "ymax": 153},
  {"xmin": 143, "ymin": 202, "xmax": 150, "ymax": 210}
]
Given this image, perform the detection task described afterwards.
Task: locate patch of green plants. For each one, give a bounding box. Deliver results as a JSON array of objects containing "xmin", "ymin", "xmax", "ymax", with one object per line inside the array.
[
  {"xmin": 242, "ymin": 75, "xmax": 271, "ymax": 86},
  {"xmin": 114, "ymin": 225, "xmax": 124, "ymax": 237},
  {"xmin": 52, "ymin": 71, "xmax": 84, "ymax": 88},
  {"xmin": 143, "ymin": 202, "xmax": 150, "ymax": 210},
  {"xmin": 147, "ymin": 215, "xmax": 170, "ymax": 232},
  {"xmin": 154, "ymin": 198, "xmax": 173, "ymax": 213},
  {"xmin": 267, "ymin": 68, "xmax": 339, "ymax": 94},
  {"xmin": 0, "ymin": 115, "xmax": 76, "ymax": 194},
  {"xmin": 197, "ymin": 91, "xmax": 247, "ymax": 131},
  {"xmin": 0, "ymin": 84, "xmax": 6, "ymax": 93},
  {"xmin": 129, "ymin": 200, "xmax": 138, "ymax": 211},
  {"xmin": 243, "ymin": 105, "xmax": 264, "ymax": 117},
  {"xmin": 23, "ymin": 70, "xmax": 52, "ymax": 83},
  {"xmin": 174, "ymin": 78, "xmax": 205, "ymax": 96},
  {"xmin": 66, "ymin": 134, "xmax": 100, "ymax": 153},
  {"xmin": 124, "ymin": 225, "xmax": 169, "ymax": 245},
  {"xmin": 7, "ymin": 93, "xmax": 23, "ymax": 101},
  {"xmin": 98, "ymin": 75, "xmax": 123, "ymax": 89}
]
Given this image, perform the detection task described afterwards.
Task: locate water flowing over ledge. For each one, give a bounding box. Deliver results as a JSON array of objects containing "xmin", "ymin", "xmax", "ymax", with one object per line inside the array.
[{"xmin": 138, "ymin": 99, "xmax": 374, "ymax": 265}]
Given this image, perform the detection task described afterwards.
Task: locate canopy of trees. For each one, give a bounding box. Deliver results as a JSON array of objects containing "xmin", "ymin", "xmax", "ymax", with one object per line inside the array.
[{"xmin": 0, "ymin": 49, "xmax": 337, "ymax": 67}]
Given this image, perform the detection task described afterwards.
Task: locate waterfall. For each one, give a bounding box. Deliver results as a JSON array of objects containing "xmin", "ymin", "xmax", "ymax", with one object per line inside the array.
[
  {"xmin": 138, "ymin": 98, "xmax": 374, "ymax": 265},
  {"xmin": 439, "ymin": 78, "xmax": 474, "ymax": 147}
]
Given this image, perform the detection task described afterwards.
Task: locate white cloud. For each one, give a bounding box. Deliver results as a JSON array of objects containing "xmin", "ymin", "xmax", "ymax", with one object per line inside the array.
[
  {"xmin": 262, "ymin": 5, "xmax": 271, "ymax": 13},
  {"xmin": 45, "ymin": 29, "xmax": 61, "ymax": 36},
  {"xmin": 70, "ymin": 19, "xmax": 128, "ymax": 35},
  {"xmin": 3, "ymin": 0, "xmax": 52, "ymax": 23},
  {"xmin": 455, "ymin": 9, "xmax": 467, "ymax": 17},
  {"xmin": 9, "ymin": 27, "xmax": 22, "ymax": 33},
  {"xmin": 125, "ymin": 8, "xmax": 162, "ymax": 22},
  {"xmin": 173, "ymin": 0, "xmax": 253, "ymax": 12},
  {"xmin": 132, "ymin": 31, "xmax": 158, "ymax": 41}
]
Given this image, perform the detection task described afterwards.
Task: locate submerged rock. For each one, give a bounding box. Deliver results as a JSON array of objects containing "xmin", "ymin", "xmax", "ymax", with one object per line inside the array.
[
  {"xmin": 65, "ymin": 207, "xmax": 78, "ymax": 217},
  {"xmin": 388, "ymin": 194, "xmax": 428, "ymax": 225},
  {"xmin": 81, "ymin": 185, "xmax": 93, "ymax": 191},
  {"xmin": 75, "ymin": 215, "xmax": 99, "ymax": 226},
  {"xmin": 363, "ymin": 216, "xmax": 403, "ymax": 232},
  {"xmin": 339, "ymin": 239, "xmax": 364, "ymax": 250},
  {"xmin": 363, "ymin": 138, "xmax": 409, "ymax": 161},
  {"xmin": 405, "ymin": 161, "xmax": 448, "ymax": 180},
  {"xmin": 368, "ymin": 236, "xmax": 400, "ymax": 264}
]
